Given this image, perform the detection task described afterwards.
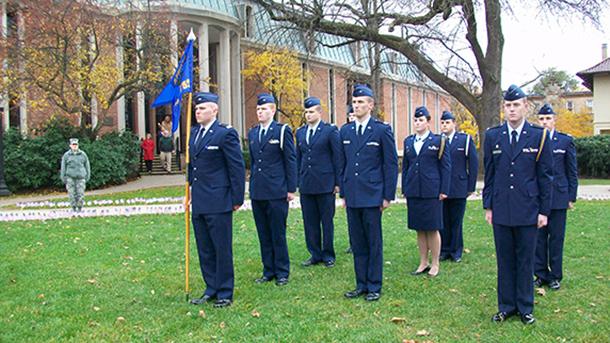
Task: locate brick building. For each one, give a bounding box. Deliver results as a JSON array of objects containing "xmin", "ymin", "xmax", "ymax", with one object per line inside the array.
[{"xmin": 1, "ymin": 0, "xmax": 452, "ymax": 153}]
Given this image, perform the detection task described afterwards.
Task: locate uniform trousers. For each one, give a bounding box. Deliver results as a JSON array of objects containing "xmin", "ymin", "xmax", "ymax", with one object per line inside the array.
[
  {"xmin": 441, "ymin": 198, "xmax": 467, "ymax": 259},
  {"xmin": 346, "ymin": 207, "xmax": 383, "ymax": 293},
  {"xmin": 301, "ymin": 193, "xmax": 336, "ymax": 262},
  {"xmin": 252, "ymin": 199, "xmax": 290, "ymax": 279},
  {"xmin": 535, "ymin": 209, "xmax": 567, "ymax": 282},
  {"xmin": 192, "ymin": 211, "xmax": 234, "ymax": 300},
  {"xmin": 493, "ymin": 223, "xmax": 537, "ymax": 315}
]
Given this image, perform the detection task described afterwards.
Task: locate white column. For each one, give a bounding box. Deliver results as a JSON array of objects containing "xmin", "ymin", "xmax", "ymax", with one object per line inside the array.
[
  {"xmin": 116, "ymin": 33, "xmax": 125, "ymax": 132},
  {"xmin": 17, "ymin": 9, "xmax": 26, "ymax": 135},
  {"xmin": 136, "ymin": 23, "xmax": 145, "ymax": 138},
  {"xmin": 1, "ymin": 0, "xmax": 8, "ymax": 131},
  {"xmin": 219, "ymin": 29, "xmax": 231, "ymax": 125},
  {"xmin": 198, "ymin": 22, "xmax": 209, "ymax": 91},
  {"xmin": 230, "ymin": 31, "xmax": 242, "ymax": 132}
]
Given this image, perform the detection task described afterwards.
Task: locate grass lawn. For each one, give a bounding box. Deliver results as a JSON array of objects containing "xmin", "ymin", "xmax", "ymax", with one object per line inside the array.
[
  {"xmin": 1, "ymin": 202, "xmax": 608, "ymax": 342},
  {"xmin": 578, "ymin": 178, "xmax": 610, "ymax": 186}
]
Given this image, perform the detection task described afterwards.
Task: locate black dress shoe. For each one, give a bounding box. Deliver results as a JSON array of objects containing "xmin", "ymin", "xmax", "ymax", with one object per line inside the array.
[
  {"xmin": 324, "ymin": 260, "xmax": 335, "ymax": 268},
  {"xmin": 410, "ymin": 266, "xmax": 431, "ymax": 276},
  {"xmin": 213, "ymin": 299, "xmax": 232, "ymax": 308},
  {"xmin": 255, "ymin": 276, "xmax": 274, "ymax": 284},
  {"xmin": 344, "ymin": 289, "xmax": 366, "ymax": 299},
  {"xmin": 365, "ymin": 292, "xmax": 381, "ymax": 301},
  {"xmin": 190, "ymin": 294, "xmax": 215, "ymax": 305},
  {"xmin": 275, "ymin": 277, "xmax": 289, "ymax": 286},
  {"xmin": 453, "ymin": 257, "xmax": 462, "ymax": 263},
  {"xmin": 492, "ymin": 311, "xmax": 516, "ymax": 322},
  {"xmin": 345, "ymin": 247, "xmax": 352, "ymax": 254},
  {"xmin": 301, "ymin": 258, "xmax": 320, "ymax": 267},
  {"xmin": 439, "ymin": 254, "xmax": 451, "ymax": 261},
  {"xmin": 534, "ymin": 277, "xmax": 547, "ymax": 287},
  {"xmin": 520, "ymin": 313, "xmax": 536, "ymax": 325},
  {"xmin": 549, "ymin": 280, "xmax": 561, "ymax": 290}
]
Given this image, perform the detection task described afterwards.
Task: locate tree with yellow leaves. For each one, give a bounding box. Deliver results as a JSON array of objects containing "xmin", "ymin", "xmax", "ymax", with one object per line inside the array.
[
  {"xmin": 450, "ymin": 100, "xmax": 480, "ymax": 148},
  {"xmin": 0, "ymin": 0, "xmax": 172, "ymax": 136},
  {"xmin": 242, "ymin": 48, "xmax": 309, "ymax": 129}
]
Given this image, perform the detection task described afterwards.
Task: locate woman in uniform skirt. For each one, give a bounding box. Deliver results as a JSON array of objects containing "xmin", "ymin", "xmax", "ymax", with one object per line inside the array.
[{"xmin": 402, "ymin": 106, "xmax": 451, "ymax": 277}]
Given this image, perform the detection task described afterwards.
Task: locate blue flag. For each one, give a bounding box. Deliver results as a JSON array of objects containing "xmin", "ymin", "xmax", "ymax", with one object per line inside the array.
[{"xmin": 152, "ymin": 36, "xmax": 194, "ymax": 133}]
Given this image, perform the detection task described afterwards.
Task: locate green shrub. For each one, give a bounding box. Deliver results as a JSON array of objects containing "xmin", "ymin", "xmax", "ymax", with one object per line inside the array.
[
  {"xmin": 2, "ymin": 117, "xmax": 141, "ymax": 192},
  {"xmin": 574, "ymin": 135, "xmax": 610, "ymax": 178}
]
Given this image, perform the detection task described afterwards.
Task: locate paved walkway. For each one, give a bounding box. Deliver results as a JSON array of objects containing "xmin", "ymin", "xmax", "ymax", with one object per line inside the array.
[{"xmin": 0, "ymin": 176, "xmax": 608, "ymax": 221}]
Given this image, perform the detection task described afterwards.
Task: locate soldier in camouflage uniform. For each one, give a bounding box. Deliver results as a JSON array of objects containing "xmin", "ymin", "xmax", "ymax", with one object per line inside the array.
[{"xmin": 60, "ymin": 138, "xmax": 91, "ymax": 212}]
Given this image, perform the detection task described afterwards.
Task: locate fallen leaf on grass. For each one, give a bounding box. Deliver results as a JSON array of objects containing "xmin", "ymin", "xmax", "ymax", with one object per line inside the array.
[
  {"xmin": 464, "ymin": 248, "xmax": 471, "ymax": 254},
  {"xmin": 554, "ymin": 308, "xmax": 561, "ymax": 313},
  {"xmin": 251, "ymin": 310, "xmax": 261, "ymax": 318},
  {"xmin": 449, "ymin": 288, "xmax": 458, "ymax": 293},
  {"xmin": 536, "ymin": 288, "xmax": 546, "ymax": 296},
  {"xmin": 595, "ymin": 275, "xmax": 604, "ymax": 280},
  {"xmin": 198, "ymin": 310, "xmax": 206, "ymax": 318},
  {"xmin": 402, "ymin": 340, "xmax": 416, "ymax": 343},
  {"xmin": 390, "ymin": 317, "xmax": 406, "ymax": 323},
  {"xmin": 93, "ymin": 306, "xmax": 100, "ymax": 312},
  {"xmin": 219, "ymin": 321, "xmax": 226, "ymax": 329},
  {"xmin": 590, "ymin": 303, "xmax": 596, "ymax": 307},
  {"xmin": 116, "ymin": 316, "xmax": 126, "ymax": 323},
  {"xmin": 416, "ymin": 329, "xmax": 430, "ymax": 336},
  {"xmin": 87, "ymin": 279, "xmax": 97, "ymax": 284},
  {"xmin": 37, "ymin": 294, "xmax": 45, "ymax": 299}
]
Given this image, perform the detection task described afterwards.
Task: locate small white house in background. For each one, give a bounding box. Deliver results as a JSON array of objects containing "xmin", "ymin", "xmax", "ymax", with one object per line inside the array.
[{"xmin": 577, "ymin": 44, "xmax": 610, "ymax": 135}]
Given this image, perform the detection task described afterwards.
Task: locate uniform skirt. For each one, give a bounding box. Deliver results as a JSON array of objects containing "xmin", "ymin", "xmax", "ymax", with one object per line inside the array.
[{"xmin": 407, "ymin": 197, "xmax": 443, "ymax": 231}]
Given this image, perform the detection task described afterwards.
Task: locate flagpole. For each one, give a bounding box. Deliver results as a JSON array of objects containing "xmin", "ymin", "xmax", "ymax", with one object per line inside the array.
[{"xmin": 184, "ymin": 91, "xmax": 193, "ymax": 302}]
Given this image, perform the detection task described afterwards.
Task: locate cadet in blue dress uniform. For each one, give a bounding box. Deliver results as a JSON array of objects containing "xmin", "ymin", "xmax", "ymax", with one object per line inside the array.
[
  {"xmin": 248, "ymin": 93, "xmax": 297, "ymax": 286},
  {"xmin": 483, "ymin": 85, "xmax": 553, "ymax": 324},
  {"xmin": 296, "ymin": 96, "xmax": 343, "ymax": 267},
  {"xmin": 188, "ymin": 92, "xmax": 245, "ymax": 308},
  {"xmin": 402, "ymin": 106, "xmax": 451, "ymax": 277},
  {"xmin": 439, "ymin": 110, "xmax": 479, "ymax": 263},
  {"xmin": 340, "ymin": 84, "xmax": 398, "ymax": 301},
  {"xmin": 534, "ymin": 103, "xmax": 578, "ymax": 291}
]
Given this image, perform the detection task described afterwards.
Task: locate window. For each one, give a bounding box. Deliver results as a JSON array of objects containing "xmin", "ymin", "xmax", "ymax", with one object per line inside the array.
[
  {"xmin": 407, "ymin": 87, "xmax": 412, "ymax": 134},
  {"xmin": 391, "ymin": 83, "xmax": 397, "ymax": 129},
  {"xmin": 422, "ymin": 90, "xmax": 427, "ymax": 106},
  {"xmin": 350, "ymin": 41, "xmax": 362, "ymax": 66},
  {"xmin": 244, "ymin": 6, "xmax": 255, "ymax": 38},
  {"xmin": 329, "ymin": 69, "xmax": 336, "ymax": 123},
  {"xmin": 566, "ymin": 101, "xmax": 574, "ymax": 111},
  {"xmin": 585, "ymin": 99, "xmax": 593, "ymax": 108}
]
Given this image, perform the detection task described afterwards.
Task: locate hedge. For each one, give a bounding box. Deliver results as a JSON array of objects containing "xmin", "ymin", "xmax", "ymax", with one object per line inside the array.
[
  {"xmin": 574, "ymin": 135, "xmax": 610, "ymax": 178},
  {"xmin": 3, "ymin": 117, "xmax": 141, "ymax": 192}
]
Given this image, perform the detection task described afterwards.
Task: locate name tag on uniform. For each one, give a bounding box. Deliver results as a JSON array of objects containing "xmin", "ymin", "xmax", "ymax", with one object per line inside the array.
[
  {"xmin": 206, "ymin": 146, "xmax": 219, "ymax": 150},
  {"xmin": 457, "ymin": 147, "xmax": 465, "ymax": 151},
  {"xmin": 553, "ymin": 149, "xmax": 566, "ymax": 154},
  {"xmin": 269, "ymin": 139, "xmax": 280, "ymax": 144},
  {"xmin": 343, "ymin": 140, "xmax": 351, "ymax": 144},
  {"xmin": 366, "ymin": 141, "xmax": 379, "ymax": 146},
  {"xmin": 523, "ymin": 147, "xmax": 538, "ymax": 153},
  {"xmin": 428, "ymin": 145, "xmax": 439, "ymax": 151},
  {"xmin": 492, "ymin": 149, "xmax": 502, "ymax": 155}
]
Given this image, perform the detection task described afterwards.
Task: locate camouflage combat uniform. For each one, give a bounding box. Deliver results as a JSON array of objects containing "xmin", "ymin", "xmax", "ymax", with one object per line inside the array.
[{"xmin": 60, "ymin": 149, "xmax": 91, "ymax": 212}]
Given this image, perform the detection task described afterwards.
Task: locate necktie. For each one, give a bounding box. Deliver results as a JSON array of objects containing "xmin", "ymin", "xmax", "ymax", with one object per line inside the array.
[
  {"xmin": 195, "ymin": 126, "xmax": 205, "ymax": 145},
  {"xmin": 260, "ymin": 128, "xmax": 266, "ymax": 143},
  {"xmin": 511, "ymin": 130, "xmax": 518, "ymax": 151},
  {"xmin": 358, "ymin": 124, "xmax": 363, "ymax": 136},
  {"xmin": 307, "ymin": 128, "xmax": 313, "ymax": 144}
]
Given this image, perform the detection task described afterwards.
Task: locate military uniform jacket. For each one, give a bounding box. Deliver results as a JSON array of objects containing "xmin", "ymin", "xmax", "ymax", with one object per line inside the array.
[
  {"xmin": 446, "ymin": 132, "xmax": 479, "ymax": 198},
  {"xmin": 248, "ymin": 120, "xmax": 297, "ymax": 200},
  {"xmin": 188, "ymin": 120, "xmax": 245, "ymax": 214},
  {"xmin": 482, "ymin": 121, "xmax": 553, "ymax": 226},
  {"xmin": 401, "ymin": 133, "xmax": 451, "ymax": 198},
  {"xmin": 296, "ymin": 121, "xmax": 343, "ymax": 194},
  {"xmin": 549, "ymin": 131, "xmax": 578, "ymax": 209},
  {"xmin": 339, "ymin": 118, "xmax": 398, "ymax": 208}
]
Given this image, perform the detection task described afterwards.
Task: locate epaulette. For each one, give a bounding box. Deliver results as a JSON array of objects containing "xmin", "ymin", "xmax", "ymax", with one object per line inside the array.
[
  {"xmin": 487, "ymin": 124, "xmax": 502, "ymax": 131},
  {"xmin": 530, "ymin": 123, "xmax": 544, "ymax": 130},
  {"xmin": 329, "ymin": 123, "xmax": 336, "ymax": 127},
  {"xmin": 556, "ymin": 131, "xmax": 570, "ymax": 137},
  {"xmin": 218, "ymin": 123, "xmax": 232, "ymax": 129}
]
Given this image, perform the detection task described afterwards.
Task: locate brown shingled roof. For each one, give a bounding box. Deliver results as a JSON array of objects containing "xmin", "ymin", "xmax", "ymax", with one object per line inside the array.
[{"xmin": 577, "ymin": 58, "xmax": 610, "ymax": 90}]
